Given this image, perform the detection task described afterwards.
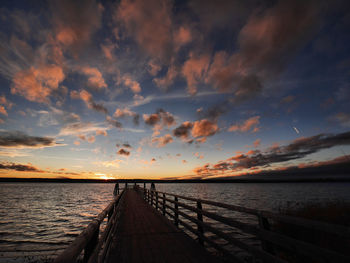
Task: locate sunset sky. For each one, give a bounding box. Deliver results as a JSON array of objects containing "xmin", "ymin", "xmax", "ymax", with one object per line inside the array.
[{"xmin": 0, "ymin": 0, "xmax": 349, "ymax": 180}]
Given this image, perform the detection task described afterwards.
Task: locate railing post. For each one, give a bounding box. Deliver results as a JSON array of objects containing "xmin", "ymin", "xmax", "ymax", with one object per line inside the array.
[
  {"xmin": 156, "ymin": 192, "xmax": 159, "ymax": 210},
  {"xmin": 196, "ymin": 201, "xmax": 204, "ymax": 245},
  {"xmin": 258, "ymin": 214, "xmax": 275, "ymax": 254},
  {"xmin": 151, "ymin": 190, "xmax": 154, "ymax": 206},
  {"xmin": 174, "ymin": 196, "xmax": 179, "ymax": 227},
  {"xmin": 162, "ymin": 193, "xmax": 166, "ymax": 216},
  {"xmin": 83, "ymin": 226, "xmax": 99, "ymax": 262},
  {"xmin": 108, "ymin": 204, "xmax": 114, "ymax": 222},
  {"xmin": 147, "ymin": 189, "xmax": 149, "ymax": 202}
]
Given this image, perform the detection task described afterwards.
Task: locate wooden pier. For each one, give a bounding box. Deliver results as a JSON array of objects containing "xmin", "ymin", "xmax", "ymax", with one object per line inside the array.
[{"xmin": 54, "ymin": 185, "xmax": 350, "ymax": 263}]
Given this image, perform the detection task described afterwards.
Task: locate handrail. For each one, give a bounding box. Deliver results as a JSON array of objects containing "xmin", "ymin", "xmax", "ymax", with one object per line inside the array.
[
  {"xmin": 153, "ymin": 189, "xmax": 350, "ymax": 238},
  {"xmin": 54, "ymin": 189, "xmax": 125, "ymax": 263},
  {"xmin": 142, "ymin": 188, "xmax": 350, "ymax": 263}
]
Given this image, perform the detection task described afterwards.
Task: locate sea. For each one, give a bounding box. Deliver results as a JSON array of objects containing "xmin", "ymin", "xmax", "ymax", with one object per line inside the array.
[{"xmin": 0, "ymin": 182, "xmax": 349, "ymax": 262}]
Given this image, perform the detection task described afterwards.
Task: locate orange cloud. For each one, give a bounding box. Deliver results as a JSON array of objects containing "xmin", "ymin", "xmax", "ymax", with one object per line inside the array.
[
  {"xmin": 96, "ymin": 130, "xmax": 108, "ymax": 136},
  {"xmin": 87, "ymin": 135, "xmax": 95, "ymax": 143},
  {"xmin": 174, "ymin": 26, "xmax": 192, "ymax": 48},
  {"xmin": 191, "ymin": 119, "xmax": 218, "ymax": 137},
  {"xmin": 11, "ymin": 65, "xmax": 65, "ymax": 103},
  {"xmin": 51, "ymin": 0, "xmax": 103, "ymax": 54},
  {"xmin": 228, "ymin": 116, "xmax": 260, "ymax": 132},
  {"xmin": 152, "ymin": 134, "xmax": 173, "ymax": 148},
  {"xmin": 80, "ymin": 66, "xmax": 107, "ymax": 89},
  {"xmin": 182, "ymin": 53, "xmax": 210, "ymax": 94},
  {"xmin": 253, "ymin": 139, "xmax": 261, "ymax": 148},
  {"xmin": 0, "ymin": 106, "xmax": 7, "ymax": 116},
  {"xmin": 154, "ymin": 65, "xmax": 177, "ymax": 90},
  {"xmin": 72, "ymin": 90, "xmax": 108, "ymax": 114},
  {"xmin": 122, "ymin": 75, "xmax": 141, "ymax": 93},
  {"xmin": 117, "ymin": 0, "xmax": 173, "ymax": 61},
  {"xmin": 114, "ymin": 108, "xmax": 137, "ymax": 118}
]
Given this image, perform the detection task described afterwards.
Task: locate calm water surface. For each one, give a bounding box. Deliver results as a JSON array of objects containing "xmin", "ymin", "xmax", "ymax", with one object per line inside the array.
[{"xmin": 0, "ymin": 182, "xmax": 349, "ymax": 262}]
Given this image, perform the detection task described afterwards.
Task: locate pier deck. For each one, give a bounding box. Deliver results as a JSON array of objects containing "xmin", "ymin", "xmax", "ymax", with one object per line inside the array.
[{"xmin": 106, "ymin": 189, "xmax": 219, "ymax": 263}]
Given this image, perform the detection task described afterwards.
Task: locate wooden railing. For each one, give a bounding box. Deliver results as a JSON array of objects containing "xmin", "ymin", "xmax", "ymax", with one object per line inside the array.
[
  {"xmin": 142, "ymin": 188, "xmax": 350, "ymax": 263},
  {"xmin": 54, "ymin": 189, "xmax": 125, "ymax": 263}
]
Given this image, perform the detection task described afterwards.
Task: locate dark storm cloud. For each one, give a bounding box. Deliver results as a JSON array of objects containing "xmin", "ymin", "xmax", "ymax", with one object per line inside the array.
[{"xmin": 0, "ymin": 131, "xmax": 60, "ymax": 148}]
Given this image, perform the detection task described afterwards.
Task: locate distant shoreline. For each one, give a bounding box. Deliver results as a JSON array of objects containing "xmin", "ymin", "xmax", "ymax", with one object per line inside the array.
[{"xmin": 1, "ymin": 177, "xmax": 350, "ymax": 183}]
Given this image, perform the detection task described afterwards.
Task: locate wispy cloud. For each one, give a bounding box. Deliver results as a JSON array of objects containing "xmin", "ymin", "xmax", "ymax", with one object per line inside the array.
[{"xmin": 59, "ymin": 122, "xmax": 108, "ymax": 136}]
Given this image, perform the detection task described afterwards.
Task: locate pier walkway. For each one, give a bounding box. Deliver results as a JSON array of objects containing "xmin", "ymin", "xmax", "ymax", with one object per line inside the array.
[
  {"xmin": 54, "ymin": 185, "xmax": 350, "ymax": 263},
  {"xmin": 106, "ymin": 189, "xmax": 219, "ymax": 263}
]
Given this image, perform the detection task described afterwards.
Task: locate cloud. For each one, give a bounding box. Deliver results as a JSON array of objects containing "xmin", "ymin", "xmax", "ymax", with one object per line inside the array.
[
  {"xmin": 148, "ymin": 60, "xmax": 162, "ymax": 76},
  {"xmin": 117, "ymin": 148, "xmax": 130, "ymax": 156},
  {"xmin": 0, "ymin": 106, "xmax": 7, "ymax": 116},
  {"xmin": 0, "ymin": 131, "xmax": 61, "ymax": 149},
  {"xmin": 59, "ymin": 121, "xmax": 108, "ymax": 136},
  {"xmin": 193, "ymin": 131, "xmax": 350, "ymax": 177},
  {"xmin": 253, "ymin": 139, "xmax": 261, "ymax": 148},
  {"xmin": 37, "ymin": 106, "xmax": 81, "ymax": 127},
  {"xmin": 96, "ymin": 130, "xmax": 108, "ymax": 136},
  {"xmin": 152, "ymin": 134, "xmax": 173, "ymax": 148},
  {"xmin": 0, "ymin": 95, "xmax": 12, "ymax": 116},
  {"xmin": 203, "ymin": 0, "xmax": 322, "ymax": 101},
  {"xmin": 143, "ymin": 109, "xmax": 176, "ymax": 136},
  {"xmin": 94, "ymin": 159, "xmax": 123, "ymax": 168},
  {"xmin": 194, "ymin": 152, "xmax": 204, "ymax": 159},
  {"xmin": 122, "ymin": 75, "xmax": 141, "ymax": 93},
  {"xmin": 228, "ymin": 116, "xmax": 260, "ymax": 132},
  {"xmin": 174, "ymin": 26, "xmax": 192, "ymax": 48},
  {"xmin": 79, "ymin": 66, "xmax": 107, "ymax": 89},
  {"xmin": 50, "ymin": 0, "xmax": 103, "ymax": 54},
  {"xmin": 173, "ymin": 121, "xmax": 193, "ymax": 139},
  {"xmin": 71, "ymin": 90, "xmax": 108, "ymax": 114},
  {"xmin": 114, "ymin": 108, "xmax": 136, "ymax": 118},
  {"xmin": 197, "ymin": 101, "xmax": 229, "ymax": 121},
  {"xmin": 11, "ymin": 65, "xmax": 65, "ymax": 103},
  {"xmin": 87, "ymin": 135, "xmax": 95, "ymax": 143},
  {"xmin": 191, "ymin": 119, "xmax": 218, "ymax": 138},
  {"xmin": 0, "ymin": 162, "xmax": 43, "ymax": 172},
  {"xmin": 116, "ymin": 0, "xmax": 173, "ymax": 62},
  {"xmin": 106, "ymin": 116, "xmax": 122, "ymax": 128},
  {"xmin": 114, "ymin": 108, "xmax": 139, "ymax": 125},
  {"xmin": 153, "ymin": 64, "xmax": 177, "ymax": 90},
  {"xmin": 122, "ymin": 143, "xmax": 132, "ymax": 148},
  {"xmin": 331, "ymin": 112, "xmax": 350, "ymax": 128},
  {"xmin": 143, "ymin": 113, "xmax": 160, "ymax": 126},
  {"xmin": 182, "ymin": 53, "xmax": 210, "ymax": 95}
]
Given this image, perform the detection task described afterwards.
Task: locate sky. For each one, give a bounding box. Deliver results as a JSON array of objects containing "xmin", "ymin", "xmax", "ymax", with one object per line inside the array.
[{"xmin": 0, "ymin": 0, "xmax": 349, "ymax": 180}]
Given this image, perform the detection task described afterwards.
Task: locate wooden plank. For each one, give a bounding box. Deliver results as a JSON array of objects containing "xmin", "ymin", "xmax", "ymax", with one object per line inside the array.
[{"xmin": 106, "ymin": 189, "xmax": 222, "ymax": 263}]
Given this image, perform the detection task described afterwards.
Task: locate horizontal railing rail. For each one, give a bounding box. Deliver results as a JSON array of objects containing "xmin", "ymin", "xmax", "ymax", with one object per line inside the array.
[
  {"xmin": 54, "ymin": 189, "xmax": 125, "ymax": 263},
  {"xmin": 142, "ymin": 187, "xmax": 350, "ymax": 263}
]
